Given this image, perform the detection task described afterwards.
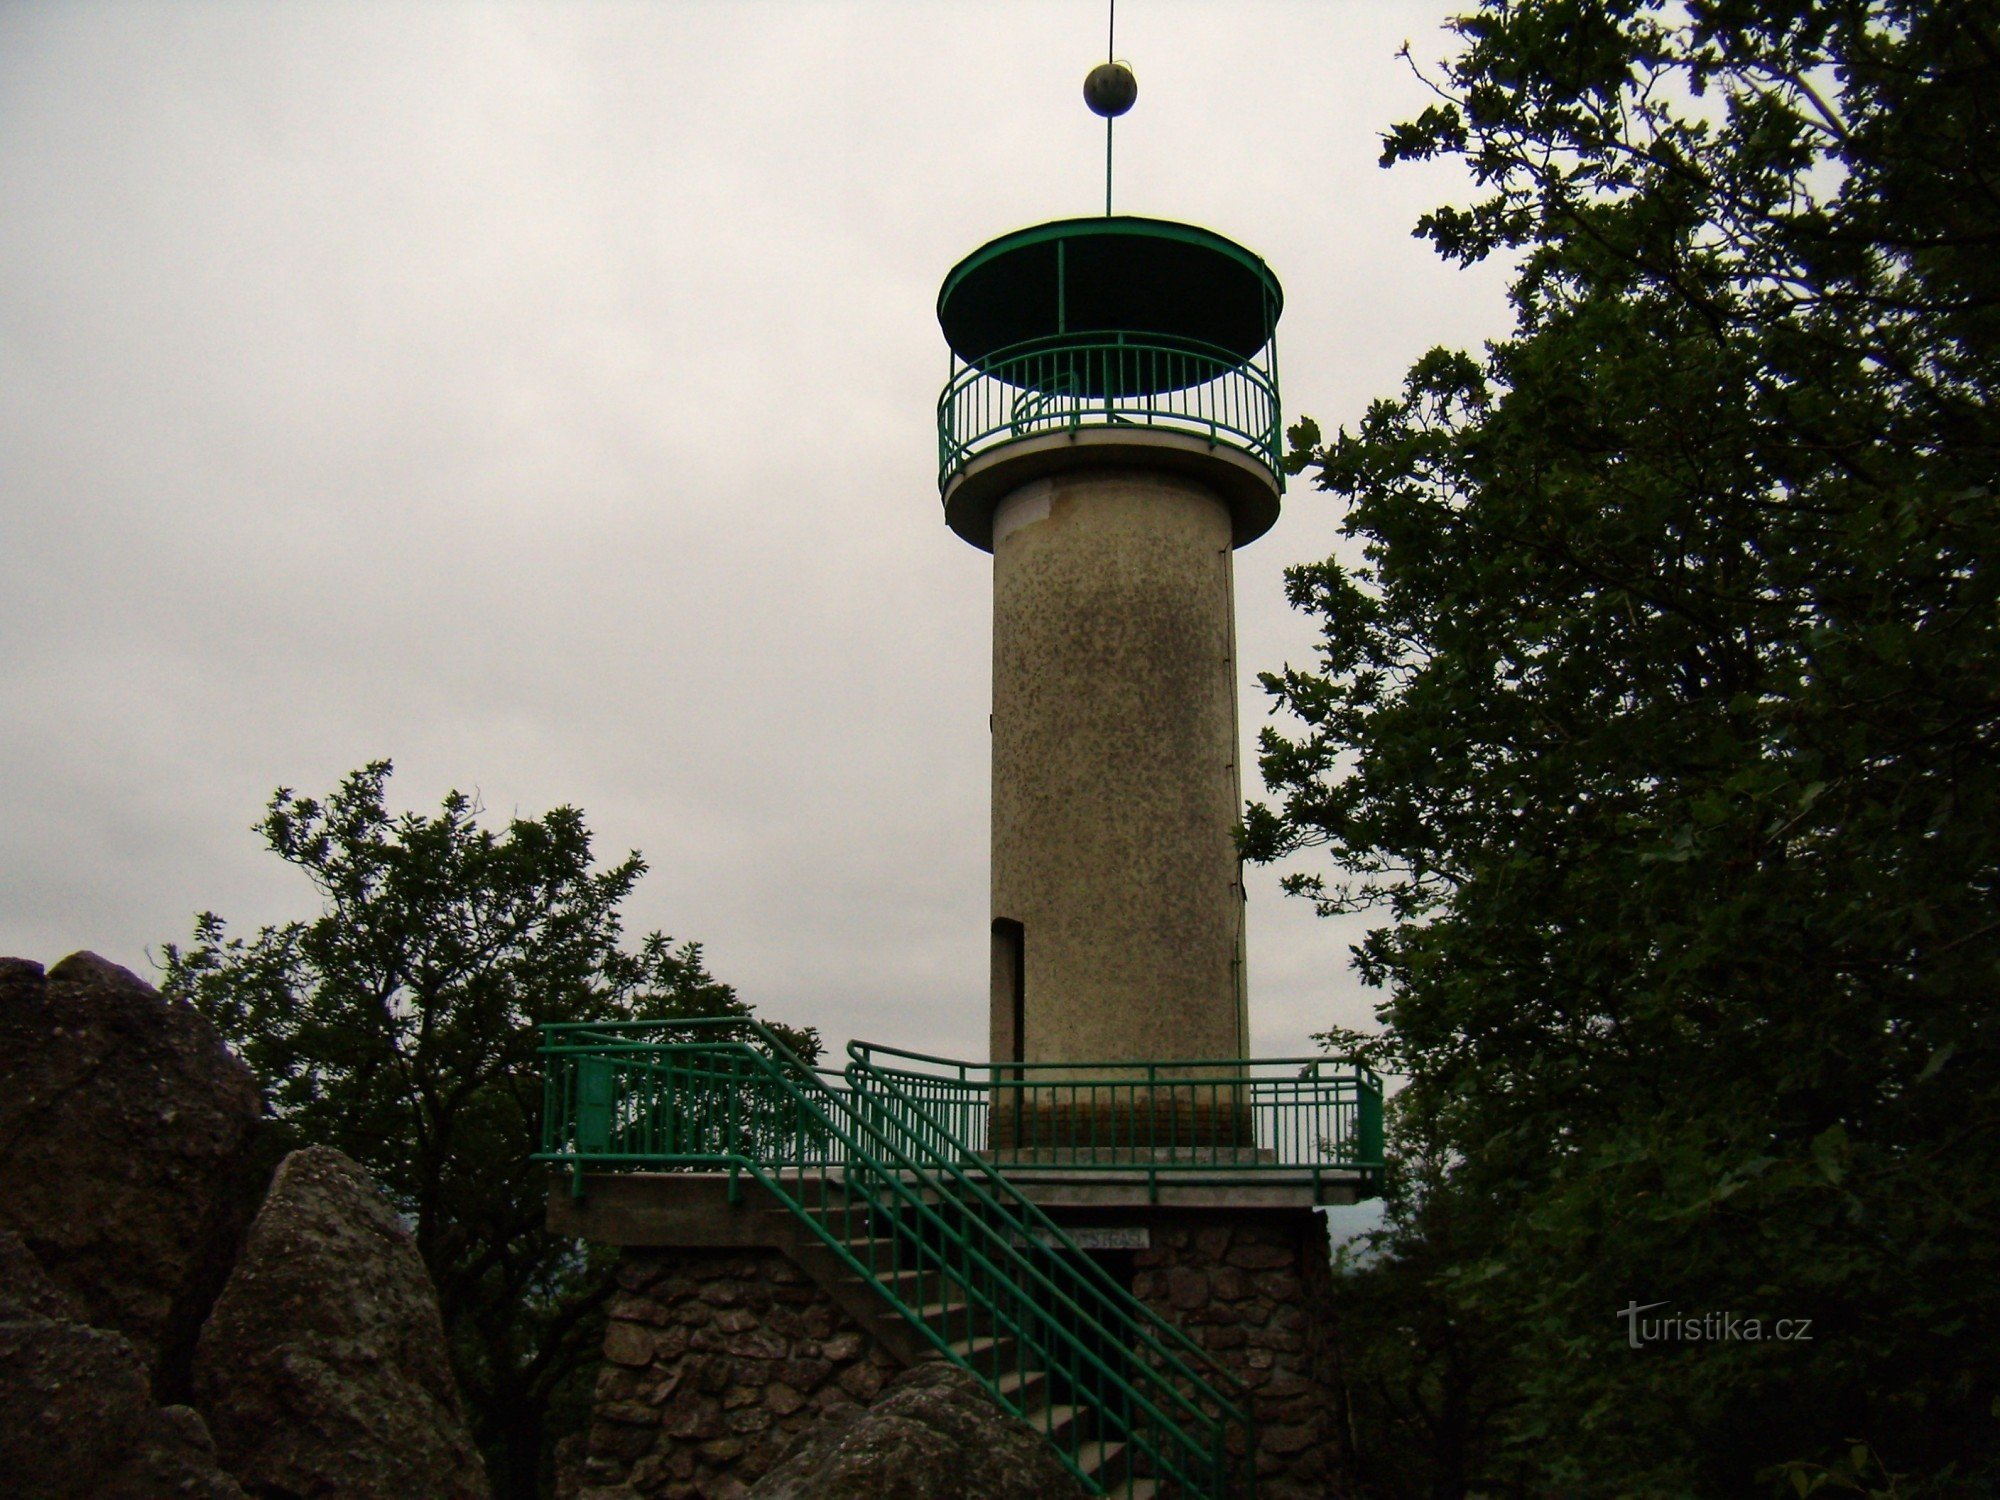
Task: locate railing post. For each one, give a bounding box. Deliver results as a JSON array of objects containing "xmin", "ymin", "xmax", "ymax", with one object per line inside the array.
[
  {"xmin": 1359, "ymin": 1071, "xmax": 1385, "ymax": 1173},
  {"xmin": 727, "ymin": 1056, "xmax": 743, "ymax": 1203},
  {"xmin": 577, "ymin": 1055, "xmax": 613, "ymax": 1157}
]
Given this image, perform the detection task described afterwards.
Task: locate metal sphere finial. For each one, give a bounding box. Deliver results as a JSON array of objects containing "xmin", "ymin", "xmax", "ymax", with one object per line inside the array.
[{"xmin": 1084, "ymin": 61, "xmax": 1137, "ymax": 119}]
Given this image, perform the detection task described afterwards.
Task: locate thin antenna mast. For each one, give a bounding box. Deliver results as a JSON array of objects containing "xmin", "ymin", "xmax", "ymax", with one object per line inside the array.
[{"xmin": 1082, "ymin": 3, "xmax": 1136, "ymax": 216}]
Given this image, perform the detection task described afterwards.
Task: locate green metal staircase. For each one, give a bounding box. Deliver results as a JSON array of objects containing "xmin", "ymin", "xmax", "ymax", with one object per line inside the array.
[{"xmin": 540, "ymin": 1018, "xmax": 1255, "ymax": 1497}]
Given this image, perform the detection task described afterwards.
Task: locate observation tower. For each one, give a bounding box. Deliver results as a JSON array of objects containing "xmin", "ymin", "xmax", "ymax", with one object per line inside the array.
[
  {"xmin": 545, "ymin": 46, "xmax": 1378, "ymax": 1500},
  {"xmin": 936, "ymin": 210, "xmax": 1284, "ymax": 1097}
]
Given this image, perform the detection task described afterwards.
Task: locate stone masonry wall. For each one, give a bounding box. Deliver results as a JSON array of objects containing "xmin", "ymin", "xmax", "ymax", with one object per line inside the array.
[
  {"xmin": 562, "ymin": 1248, "xmax": 898, "ymax": 1500},
  {"xmin": 1130, "ymin": 1211, "xmax": 1347, "ymax": 1499}
]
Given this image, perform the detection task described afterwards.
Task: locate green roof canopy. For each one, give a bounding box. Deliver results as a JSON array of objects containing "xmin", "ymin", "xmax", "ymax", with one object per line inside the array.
[{"xmin": 937, "ymin": 216, "xmax": 1282, "ymax": 373}]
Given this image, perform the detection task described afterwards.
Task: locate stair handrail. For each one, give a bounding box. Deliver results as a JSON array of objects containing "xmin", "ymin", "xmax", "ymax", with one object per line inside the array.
[
  {"xmin": 842, "ymin": 1044, "xmax": 1254, "ymax": 1415},
  {"xmin": 540, "ymin": 1018, "xmax": 1253, "ymax": 1497}
]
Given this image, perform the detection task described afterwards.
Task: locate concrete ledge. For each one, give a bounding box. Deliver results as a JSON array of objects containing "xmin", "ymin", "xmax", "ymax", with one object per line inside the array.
[
  {"xmin": 943, "ymin": 427, "xmax": 1282, "ymax": 551},
  {"xmin": 545, "ymin": 1171, "xmax": 788, "ymax": 1247},
  {"xmin": 1015, "ymin": 1177, "xmax": 1363, "ymax": 1211},
  {"xmin": 546, "ymin": 1168, "xmax": 1371, "ymax": 1237}
]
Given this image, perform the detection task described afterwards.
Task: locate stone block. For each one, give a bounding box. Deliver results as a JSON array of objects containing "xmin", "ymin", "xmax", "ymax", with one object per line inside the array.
[
  {"xmin": 1248, "ymin": 1324, "xmax": 1305, "ymax": 1353},
  {"xmin": 588, "ymin": 1420, "xmax": 657, "ymax": 1464},
  {"xmin": 664, "ymin": 1395, "xmax": 724, "ymax": 1442},
  {"xmin": 604, "ymin": 1321, "xmax": 657, "ymax": 1367},
  {"xmin": 596, "ymin": 1364, "xmax": 644, "ymax": 1402},
  {"xmin": 1252, "ymin": 1271, "xmax": 1303, "ymax": 1302},
  {"xmin": 819, "ymin": 1331, "xmax": 865, "ymax": 1362},
  {"xmin": 727, "ymin": 1406, "xmax": 774, "ymax": 1435},
  {"xmin": 1225, "ymin": 1242, "xmax": 1294, "ymax": 1271},
  {"xmin": 725, "ymin": 1326, "xmax": 789, "ymax": 1361},
  {"xmin": 1166, "ymin": 1266, "xmax": 1208, "ymax": 1310},
  {"xmin": 835, "ymin": 1360, "xmax": 885, "ymax": 1401},
  {"xmin": 1258, "ymin": 1422, "xmax": 1318, "ymax": 1456},
  {"xmin": 610, "ymin": 1292, "xmax": 674, "ymax": 1327},
  {"xmin": 765, "ymin": 1382, "xmax": 806, "ymax": 1415},
  {"xmin": 779, "ymin": 1356, "xmax": 832, "ymax": 1392}
]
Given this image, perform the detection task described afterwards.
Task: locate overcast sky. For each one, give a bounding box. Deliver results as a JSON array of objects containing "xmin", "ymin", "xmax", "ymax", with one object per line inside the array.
[{"xmin": 0, "ymin": 1, "xmax": 1511, "ymax": 1067}]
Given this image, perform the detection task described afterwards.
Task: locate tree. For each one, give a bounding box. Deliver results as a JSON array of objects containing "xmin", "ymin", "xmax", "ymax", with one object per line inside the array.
[
  {"xmin": 161, "ymin": 761, "xmax": 818, "ymax": 1500},
  {"xmin": 1245, "ymin": 2, "xmax": 1998, "ymax": 1493}
]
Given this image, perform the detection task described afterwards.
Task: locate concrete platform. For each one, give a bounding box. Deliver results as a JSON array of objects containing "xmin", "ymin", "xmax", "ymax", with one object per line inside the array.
[{"xmin": 546, "ymin": 1165, "xmax": 1369, "ymax": 1250}]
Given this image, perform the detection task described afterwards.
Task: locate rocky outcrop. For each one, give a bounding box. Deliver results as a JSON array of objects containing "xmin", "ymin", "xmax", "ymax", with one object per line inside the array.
[
  {"xmin": 0, "ymin": 952, "xmax": 265, "ymax": 1384},
  {"xmin": 193, "ymin": 1145, "xmax": 491, "ymax": 1499},
  {"xmin": 747, "ymin": 1361, "xmax": 1088, "ymax": 1500},
  {"xmin": 0, "ymin": 952, "xmax": 491, "ymax": 1499},
  {"xmin": 0, "ymin": 1228, "xmax": 248, "ymax": 1499}
]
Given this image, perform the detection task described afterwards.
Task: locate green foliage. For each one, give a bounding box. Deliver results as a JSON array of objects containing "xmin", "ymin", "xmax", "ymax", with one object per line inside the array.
[
  {"xmin": 1251, "ymin": 2, "xmax": 1998, "ymax": 1493},
  {"xmin": 1764, "ymin": 1439, "xmax": 1911, "ymax": 1498},
  {"xmin": 161, "ymin": 761, "xmax": 818, "ymax": 1500}
]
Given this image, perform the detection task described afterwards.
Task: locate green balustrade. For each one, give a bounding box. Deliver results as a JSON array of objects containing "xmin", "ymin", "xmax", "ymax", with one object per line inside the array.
[
  {"xmin": 937, "ymin": 332, "xmax": 1282, "ymax": 495},
  {"xmin": 851, "ymin": 1042, "xmax": 1384, "ymax": 1204}
]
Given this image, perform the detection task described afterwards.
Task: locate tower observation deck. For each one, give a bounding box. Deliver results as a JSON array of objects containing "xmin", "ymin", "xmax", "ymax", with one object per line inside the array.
[{"xmin": 936, "ymin": 215, "xmax": 1283, "ymax": 550}]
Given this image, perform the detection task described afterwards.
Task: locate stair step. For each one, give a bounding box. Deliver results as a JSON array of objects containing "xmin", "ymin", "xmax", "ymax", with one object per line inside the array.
[
  {"xmin": 835, "ymin": 1244, "xmax": 976, "ymax": 1296},
  {"xmin": 878, "ymin": 1265, "xmax": 967, "ymax": 1297},
  {"xmin": 1074, "ymin": 1439, "xmax": 1128, "ymax": 1484},
  {"xmin": 867, "ymin": 1187, "xmax": 944, "ymax": 1207},
  {"xmin": 994, "ymin": 1365, "xmax": 1049, "ymax": 1410},
  {"xmin": 946, "ymin": 1332, "xmax": 1019, "ymax": 1371},
  {"xmin": 1031, "ymin": 1401, "xmax": 1085, "ymax": 1445},
  {"xmin": 764, "ymin": 1175, "xmax": 851, "ymax": 1203}
]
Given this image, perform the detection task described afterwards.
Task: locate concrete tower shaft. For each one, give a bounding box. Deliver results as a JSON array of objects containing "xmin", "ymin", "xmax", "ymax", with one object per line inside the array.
[{"xmin": 988, "ymin": 465, "xmax": 1249, "ymax": 1071}]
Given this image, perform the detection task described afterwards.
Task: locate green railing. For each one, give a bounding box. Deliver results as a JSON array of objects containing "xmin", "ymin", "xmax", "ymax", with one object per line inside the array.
[
  {"xmin": 852, "ymin": 1044, "xmax": 1384, "ymax": 1203},
  {"xmin": 539, "ymin": 1019, "xmax": 1255, "ymax": 1497},
  {"xmin": 937, "ymin": 332, "xmax": 1281, "ymax": 494}
]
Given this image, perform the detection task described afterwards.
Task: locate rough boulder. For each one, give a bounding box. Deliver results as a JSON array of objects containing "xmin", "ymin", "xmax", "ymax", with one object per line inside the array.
[
  {"xmin": 0, "ymin": 1227, "xmax": 247, "ymax": 1499},
  {"xmin": 0, "ymin": 952, "xmax": 265, "ymax": 1383},
  {"xmin": 747, "ymin": 1360, "xmax": 1088, "ymax": 1500},
  {"xmin": 193, "ymin": 1144, "xmax": 491, "ymax": 1499}
]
